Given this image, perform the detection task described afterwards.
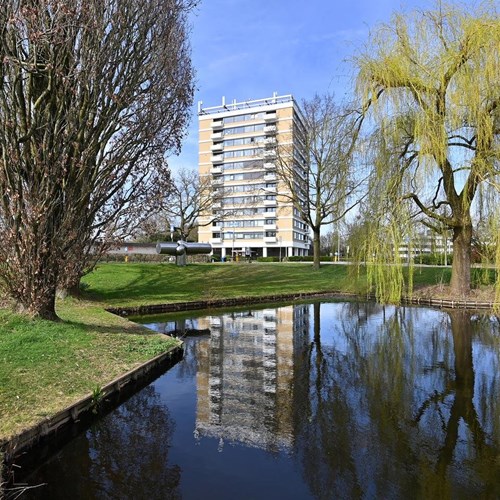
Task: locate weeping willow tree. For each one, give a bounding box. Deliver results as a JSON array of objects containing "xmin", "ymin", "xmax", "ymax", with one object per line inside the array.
[{"xmin": 356, "ymin": 1, "xmax": 500, "ymax": 300}]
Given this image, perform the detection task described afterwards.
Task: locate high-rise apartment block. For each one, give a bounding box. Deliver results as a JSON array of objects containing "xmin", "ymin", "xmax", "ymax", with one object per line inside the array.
[{"xmin": 197, "ymin": 94, "xmax": 310, "ymax": 260}]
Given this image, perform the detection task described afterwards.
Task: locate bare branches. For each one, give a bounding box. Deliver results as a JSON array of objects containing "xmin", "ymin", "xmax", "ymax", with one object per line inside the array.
[
  {"xmin": 0, "ymin": 0, "xmax": 195, "ymax": 318},
  {"xmin": 275, "ymin": 93, "xmax": 366, "ymax": 268}
]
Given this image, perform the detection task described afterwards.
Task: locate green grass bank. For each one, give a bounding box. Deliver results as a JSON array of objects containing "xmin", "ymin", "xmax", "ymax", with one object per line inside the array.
[{"xmin": 80, "ymin": 261, "xmax": 456, "ymax": 307}]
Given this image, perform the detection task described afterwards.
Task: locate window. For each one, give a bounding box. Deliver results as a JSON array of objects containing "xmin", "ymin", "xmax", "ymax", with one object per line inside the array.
[
  {"xmin": 223, "ymin": 160, "xmax": 264, "ymax": 171},
  {"xmin": 224, "ymin": 112, "xmax": 265, "ymax": 124},
  {"xmin": 223, "ymin": 136, "xmax": 264, "ymax": 147},
  {"xmin": 224, "ymin": 124, "xmax": 265, "ymax": 135},
  {"xmin": 223, "ymin": 148, "xmax": 261, "ymax": 159},
  {"xmin": 223, "ymin": 171, "xmax": 263, "ymax": 182}
]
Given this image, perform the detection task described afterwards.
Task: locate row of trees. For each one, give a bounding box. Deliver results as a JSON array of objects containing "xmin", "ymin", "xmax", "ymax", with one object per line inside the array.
[{"xmin": 0, "ymin": 1, "xmax": 498, "ymax": 320}]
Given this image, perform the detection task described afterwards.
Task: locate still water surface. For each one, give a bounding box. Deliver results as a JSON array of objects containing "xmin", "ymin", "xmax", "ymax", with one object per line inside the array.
[{"xmin": 22, "ymin": 301, "xmax": 500, "ymax": 499}]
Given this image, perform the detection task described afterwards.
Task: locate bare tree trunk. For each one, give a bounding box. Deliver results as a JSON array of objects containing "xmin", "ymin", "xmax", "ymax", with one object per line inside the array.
[
  {"xmin": 18, "ymin": 287, "xmax": 59, "ymax": 321},
  {"xmin": 450, "ymin": 223, "xmax": 472, "ymax": 296},
  {"xmin": 313, "ymin": 228, "xmax": 321, "ymax": 270},
  {"xmin": 38, "ymin": 293, "xmax": 59, "ymax": 321}
]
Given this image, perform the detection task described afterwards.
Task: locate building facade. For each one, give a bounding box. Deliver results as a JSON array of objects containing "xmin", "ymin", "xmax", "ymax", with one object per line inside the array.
[{"xmin": 197, "ymin": 94, "xmax": 310, "ymax": 260}]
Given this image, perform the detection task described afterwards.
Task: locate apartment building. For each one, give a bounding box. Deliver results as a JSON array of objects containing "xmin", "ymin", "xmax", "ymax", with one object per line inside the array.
[{"xmin": 197, "ymin": 93, "xmax": 310, "ymax": 260}]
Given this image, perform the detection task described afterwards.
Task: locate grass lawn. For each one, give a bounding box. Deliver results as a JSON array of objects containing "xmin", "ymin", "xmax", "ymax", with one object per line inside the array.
[
  {"xmin": 80, "ymin": 262, "xmax": 360, "ymax": 306},
  {"xmin": 0, "ymin": 299, "xmax": 179, "ymax": 441},
  {"xmin": 80, "ymin": 261, "xmax": 465, "ymax": 308},
  {"xmin": 0, "ymin": 260, "xmax": 490, "ymax": 442}
]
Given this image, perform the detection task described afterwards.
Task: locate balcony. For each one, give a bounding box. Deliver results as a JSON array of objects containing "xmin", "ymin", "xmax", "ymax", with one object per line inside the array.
[
  {"xmin": 213, "ymin": 201, "xmax": 222, "ymax": 209},
  {"xmin": 264, "ymin": 125, "xmax": 277, "ymax": 134},
  {"xmin": 264, "ymin": 173, "xmax": 276, "ymax": 181},
  {"xmin": 264, "ymin": 236, "xmax": 277, "ymax": 243},
  {"xmin": 264, "ymin": 161, "xmax": 275, "ymax": 170},
  {"xmin": 211, "ymin": 131, "xmax": 223, "ymax": 140},
  {"xmin": 211, "ymin": 120, "xmax": 223, "ymax": 130},
  {"xmin": 212, "ymin": 176, "xmax": 223, "ymax": 186},
  {"xmin": 264, "ymin": 113, "xmax": 277, "ymax": 122},
  {"xmin": 211, "ymin": 143, "xmax": 223, "ymax": 152},
  {"xmin": 263, "ymin": 149, "xmax": 276, "ymax": 159},
  {"xmin": 264, "ymin": 199, "xmax": 277, "ymax": 206},
  {"xmin": 211, "ymin": 237, "xmax": 222, "ymax": 244},
  {"xmin": 264, "ymin": 209, "xmax": 276, "ymax": 217},
  {"xmin": 263, "ymin": 223, "xmax": 277, "ymax": 230},
  {"xmin": 211, "ymin": 154, "xmax": 223, "ymax": 163},
  {"xmin": 264, "ymin": 137, "xmax": 276, "ymax": 146},
  {"xmin": 211, "ymin": 165, "xmax": 223, "ymax": 174}
]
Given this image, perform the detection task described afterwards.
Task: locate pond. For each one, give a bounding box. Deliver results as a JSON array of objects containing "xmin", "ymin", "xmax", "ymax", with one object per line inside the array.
[{"xmin": 17, "ymin": 300, "xmax": 500, "ymax": 499}]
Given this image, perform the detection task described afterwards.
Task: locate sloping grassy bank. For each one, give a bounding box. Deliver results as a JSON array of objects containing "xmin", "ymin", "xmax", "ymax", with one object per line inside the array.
[
  {"xmin": 80, "ymin": 262, "xmax": 359, "ymax": 306},
  {"xmin": 81, "ymin": 261, "xmax": 453, "ymax": 307},
  {"xmin": 0, "ymin": 299, "xmax": 179, "ymax": 441}
]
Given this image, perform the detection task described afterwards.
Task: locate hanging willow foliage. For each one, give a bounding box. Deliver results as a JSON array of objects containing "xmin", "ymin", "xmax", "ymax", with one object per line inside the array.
[{"xmin": 355, "ymin": 1, "xmax": 500, "ymax": 298}]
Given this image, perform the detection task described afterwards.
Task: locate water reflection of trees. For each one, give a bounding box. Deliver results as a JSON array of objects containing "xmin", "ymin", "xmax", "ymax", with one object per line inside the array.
[
  {"xmin": 294, "ymin": 302, "xmax": 500, "ymax": 499},
  {"xmin": 26, "ymin": 386, "xmax": 180, "ymax": 499}
]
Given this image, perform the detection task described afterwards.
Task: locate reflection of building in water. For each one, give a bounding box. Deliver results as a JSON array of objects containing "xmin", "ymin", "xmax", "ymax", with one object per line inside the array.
[{"xmin": 195, "ymin": 305, "xmax": 309, "ymax": 450}]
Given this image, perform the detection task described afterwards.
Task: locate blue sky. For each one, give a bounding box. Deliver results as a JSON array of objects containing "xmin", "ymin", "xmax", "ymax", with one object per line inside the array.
[{"xmin": 169, "ymin": 0, "xmax": 437, "ymax": 173}]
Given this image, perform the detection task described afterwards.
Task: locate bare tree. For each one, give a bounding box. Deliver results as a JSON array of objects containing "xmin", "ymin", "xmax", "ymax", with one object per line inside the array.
[
  {"xmin": 0, "ymin": 0, "xmax": 195, "ymax": 319},
  {"xmin": 160, "ymin": 168, "xmax": 226, "ymax": 241},
  {"xmin": 275, "ymin": 94, "xmax": 365, "ymax": 269}
]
